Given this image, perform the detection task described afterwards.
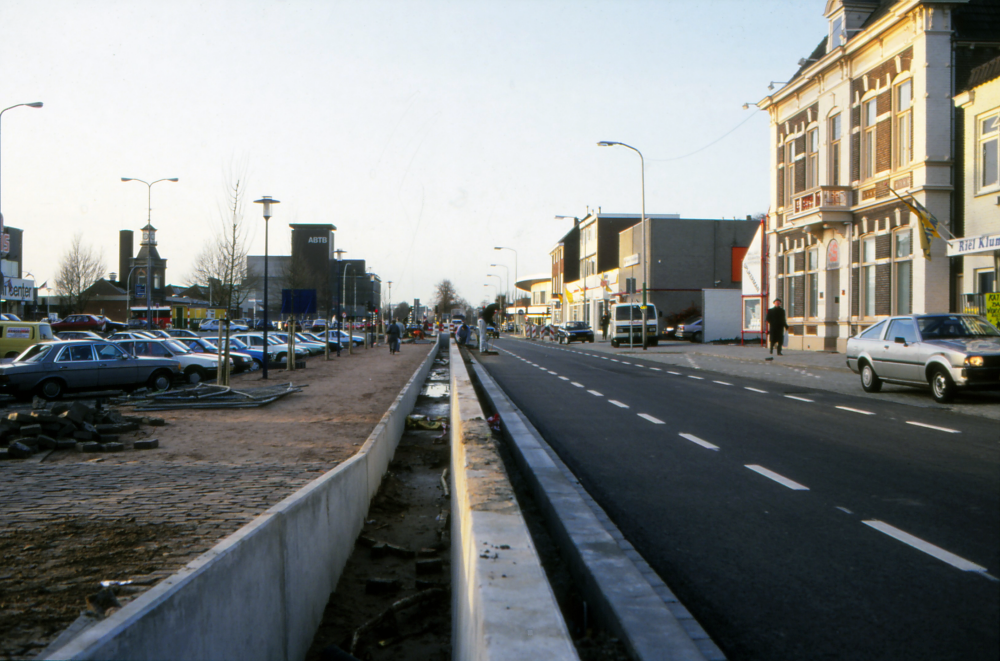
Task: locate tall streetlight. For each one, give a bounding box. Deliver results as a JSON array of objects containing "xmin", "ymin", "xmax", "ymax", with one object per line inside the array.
[
  {"xmin": 489, "ymin": 262, "xmax": 508, "ymax": 310},
  {"xmin": 253, "ymin": 196, "xmax": 280, "ymax": 378},
  {"xmin": 1, "ymin": 102, "xmax": 43, "ymax": 313},
  {"xmin": 122, "ymin": 177, "xmax": 178, "ymax": 331},
  {"xmin": 598, "ymin": 140, "xmax": 648, "ymax": 349},
  {"xmin": 333, "ymin": 249, "xmax": 346, "ymax": 357},
  {"xmin": 493, "ymin": 247, "xmax": 517, "ymax": 333}
]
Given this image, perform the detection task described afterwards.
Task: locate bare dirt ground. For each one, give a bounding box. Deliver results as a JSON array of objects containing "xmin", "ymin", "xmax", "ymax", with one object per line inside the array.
[{"xmin": 0, "ymin": 340, "xmax": 433, "ymax": 660}]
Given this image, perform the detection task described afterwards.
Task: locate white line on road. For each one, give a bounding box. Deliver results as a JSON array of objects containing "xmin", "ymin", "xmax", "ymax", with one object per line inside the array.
[
  {"xmin": 638, "ymin": 413, "xmax": 665, "ymax": 424},
  {"xmin": 678, "ymin": 433, "xmax": 719, "ymax": 451},
  {"xmin": 650, "ymin": 367, "xmax": 661, "ymax": 371},
  {"xmin": 713, "ymin": 380, "xmax": 732, "ymax": 386},
  {"xmin": 547, "ymin": 371, "xmax": 557, "ymax": 375},
  {"xmin": 621, "ymin": 362, "xmax": 631, "ymax": 365},
  {"xmin": 745, "ymin": 387, "xmax": 767, "ymax": 393},
  {"xmin": 688, "ymin": 375, "xmax": 704, "ymax": 380},
  {"xmin": 785, "ymin": 395, "xmax": 814, "ymax": 402},
  {"xmin": 609, "ymin": 400, "xmax": 629, "ymax": 408},
  {"xmin": 906, "ymin": 421, "xmax": 961, "ymax": 434},
  {"xmin": 558, "ymin": 376, "xmax": 570, "ymax": 381},
  {"xmin": 668, "ymin": 371, "xmax": 681, "ymax": 375},
  {"xmin": 588, "ymin": 390, "xmax": 603, "ymax": 397},
  {"xmin": 745, "ymin": 465, "xmax": 810, "ymax": 491},
  {"xmin": 862, "ymin": 520, "xmax": 986, "ymax": 573},
  {"xmin": 572, "ymin": 382, "xmax": 585, "ymax": 388},
  {"xmin": 611, "ymin": 359, "xmax": 620, "ymax": 363},
  {"xmin": 836, "ymin": 406, "xmax": 875, "ymax": 415}
]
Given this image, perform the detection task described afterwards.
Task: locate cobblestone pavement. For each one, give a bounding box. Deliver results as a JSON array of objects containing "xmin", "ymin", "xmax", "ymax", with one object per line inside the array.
[{"xmin": 509, "ymin": 336, "xmax": 1000, "ymax": 421}]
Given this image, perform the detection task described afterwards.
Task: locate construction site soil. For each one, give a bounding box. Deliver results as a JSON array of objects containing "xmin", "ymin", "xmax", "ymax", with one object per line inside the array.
[{"xmin": 0, "ymin": 342, "xmax": 431, "ymax": 660}]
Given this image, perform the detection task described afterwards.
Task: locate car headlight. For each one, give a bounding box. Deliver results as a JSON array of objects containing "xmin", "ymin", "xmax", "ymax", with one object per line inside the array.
[{"xmin": 965, "ymin": 356, "xmax": 984, "ymax": 367}]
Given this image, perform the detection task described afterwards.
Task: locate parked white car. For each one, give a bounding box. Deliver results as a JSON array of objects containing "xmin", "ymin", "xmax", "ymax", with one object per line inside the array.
[
  {"xmin": 114, "ymin": 338, "xmax": 232, "ymax": 384},
  {"xmin": 198, "ymin": 319, "xmax": 249, "ymax": 333},
  {"xmin": 231, "ymin": 333, "xmax": 309, "ymax": 362}
]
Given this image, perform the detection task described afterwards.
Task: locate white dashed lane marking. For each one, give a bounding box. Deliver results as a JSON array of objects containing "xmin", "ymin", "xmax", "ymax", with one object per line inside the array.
[
  {"xmin": 558, "ymin": 376, "xmax": 570, "ymax": 381},
  {"xmin": 745, "ymin": 387, "xmax": 767, "ymax": 393},
  {"xmin": 638, "ymin": 413, "xmax": 665, "ymax": 424},
  {"xmin": 906, "ymin": 421, "xmax": 961, "ymax": 434},
  {"xmin": 785, "ymin": 395, "xmax": 814, "ymax": 402},
  {"xmin": 862, "ymin": 520, "xmax": 987, "ymax": 573},
  {"xmin": 588, "ymin": 390, "xmax": 603, "ymax": 397},
  {"xmin": 713, "ymin": 380, "xmax": 732, "ymax": 386},
  {"xmin": 678, "ymin": 433, "xmax": 719, "ymax": 451},
  {"xmin": 572, "ymin": 382, "xmax": 585, "ymax": 388},
  {"xmin": 668, "ymin": 371, "xmax": 681, "ymax": 375},
  {"xmin": 609, "ymin": 400, "xmax": 629, "ymax": 408},
  {"xmin": 836, "ymin": 406, "xmax": 875, "ymax": 416},
  {"xmin": 745, "ymin": 465, "xmax": 810, "ymax": 491},
  {"xmin": 688, "ymin": 375, "xmax": 704, "ymax": 380}
]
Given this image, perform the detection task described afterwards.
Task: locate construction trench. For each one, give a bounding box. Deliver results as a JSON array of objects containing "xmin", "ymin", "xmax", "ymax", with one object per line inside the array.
[{"xmin": 1, "ymin": 338, "xmax": 631, "ymax": 660}]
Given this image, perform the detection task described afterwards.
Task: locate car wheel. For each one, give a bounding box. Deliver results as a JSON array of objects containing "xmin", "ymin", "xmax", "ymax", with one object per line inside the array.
[
  {"xmin": 148, "ymin": 370, "xmax": 172, "ymax": 392},
  {"xmin": 860, "ymin": 361, "xmax": 882, "ymax": 393},
  {"xmin": 611, "ymin": 339, "xmax": 619, "ymax": 348},
  {"xmin": 692, "ymin": 332, "xmax": 702, "ymax": 343},
  {"xmin": 930, "ymin": 366, "xmax": 955, "ymax": 403},
  {"xmin": 186, "ymin": 367, "xmax": 207, "ymax": 385},
  {"xmin": 36, "ymin": 379, "xmax": 65, "ymax": 400},
  {"xmin": 276, "ymin": 353, "xmax": 287, "ymax": 363},
  {"xmin": 249, "ymin": 358, "xmax": 262, "ymax": 371},
  {"xmin": 590, "ymin": 337, "xmax": 595, "ymax": 343}
]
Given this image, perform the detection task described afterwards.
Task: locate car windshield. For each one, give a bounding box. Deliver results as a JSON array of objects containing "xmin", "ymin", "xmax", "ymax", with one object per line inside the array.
[
  {"xmin": 564, "ymin": 321, "xmax": 589, "ymax": 330},
  {"xmin": 164, "ymin": 339, "xmax": 192, "ymax": 353},
  {"xmin": 18, "ymin": 343, "xmax": 56, "ymax": 363},
  {"xmin": 615, "ymin": 306, "xmax": 643, "ymax": 320},
  {"xmin": 918, "ymin": 315, "xmax": 1000, "ymax": 339}
]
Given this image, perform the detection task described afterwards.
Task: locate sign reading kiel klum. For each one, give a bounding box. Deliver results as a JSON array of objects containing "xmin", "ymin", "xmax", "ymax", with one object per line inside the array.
[{"xmin": 947, "ymin": 232, "xmax": 1000, "ymax": 257}]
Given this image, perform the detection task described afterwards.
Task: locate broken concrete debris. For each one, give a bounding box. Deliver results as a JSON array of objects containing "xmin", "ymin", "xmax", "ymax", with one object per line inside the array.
[
  {"xmin": 0, "ymin": 401, "xmax": 165, "ymax": 459},
  {"xmin": 120, "ymin": 383, "xmax": 303, "ymax": 411}
]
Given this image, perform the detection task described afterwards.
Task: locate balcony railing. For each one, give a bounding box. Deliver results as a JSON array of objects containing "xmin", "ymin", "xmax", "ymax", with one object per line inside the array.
[{"xmin": 786, "ymin": 186, "xmax": 851, "ymax": 225}]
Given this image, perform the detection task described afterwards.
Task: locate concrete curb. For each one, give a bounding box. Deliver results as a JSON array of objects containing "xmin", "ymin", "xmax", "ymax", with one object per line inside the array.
[
  {"xmin": 449, "ymin": 340, "xmax": 578, "ymax": 661},
  {"xmin": 44, "ymin": 337, "xmax": 443, "ymax": 661},
  {"xmin": 470, "ymin": 358, "xmax": 725, "ymax": 661}
]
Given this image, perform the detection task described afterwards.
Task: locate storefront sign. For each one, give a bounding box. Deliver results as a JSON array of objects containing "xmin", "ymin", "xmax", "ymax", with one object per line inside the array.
[
  {"xmin": 947, "ymin": 232, "xmax": 1000, "ymax": 257},
  {"xmin": 623, "ymin": 254, "xmax": 639, "ymax": 267},
  {"xmin": 2, "ymin": 278, "xmax": 34, "ymax": 302},
  {"xmin": 741, "ymin": 226, "xmax": 763, "ymax": 296}
]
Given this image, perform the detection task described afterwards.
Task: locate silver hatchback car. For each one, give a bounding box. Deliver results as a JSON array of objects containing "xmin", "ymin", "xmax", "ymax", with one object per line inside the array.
[{"xmin": 846, "ymin": 314, "xmax": 1000, "ymax": 403}]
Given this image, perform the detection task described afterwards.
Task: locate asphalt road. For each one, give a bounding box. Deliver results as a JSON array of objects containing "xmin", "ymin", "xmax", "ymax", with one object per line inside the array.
[{"xmin": 477, "ymin": 338, "xmax": 1000, "ymax": 661}]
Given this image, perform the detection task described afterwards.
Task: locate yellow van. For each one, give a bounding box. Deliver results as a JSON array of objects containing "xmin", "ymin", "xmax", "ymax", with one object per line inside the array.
[{"xmin": 0, "ymin": 321, "xmax": 55, "ymax": 359}]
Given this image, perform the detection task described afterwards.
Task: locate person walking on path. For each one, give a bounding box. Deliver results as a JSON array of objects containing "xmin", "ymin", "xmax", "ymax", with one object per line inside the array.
[
  {"xmin": 765, "ymin": 298, "xmax": 788, "ymax": 355},
  {"xmin": 387, "ymin": 319, "xmax": 401, "ymax": 354},
  {"xmin": 601, "ymin": 312, "xmax": 610, "ymax": 340}
]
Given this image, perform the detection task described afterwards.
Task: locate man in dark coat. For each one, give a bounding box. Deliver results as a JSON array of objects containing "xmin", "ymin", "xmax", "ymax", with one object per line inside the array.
[
  {"xmin": 765, "ymin": 298, "xmax": 788, "ymax": 355},
  {"xmin": 386, "ymin": 319, "xmax": 401, "ymax": 354}
]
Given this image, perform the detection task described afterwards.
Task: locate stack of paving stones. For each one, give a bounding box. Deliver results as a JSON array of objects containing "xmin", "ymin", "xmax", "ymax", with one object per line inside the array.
[{"xmin": 0, "ymin": 398, "xmax": 162, "ymax": 460}]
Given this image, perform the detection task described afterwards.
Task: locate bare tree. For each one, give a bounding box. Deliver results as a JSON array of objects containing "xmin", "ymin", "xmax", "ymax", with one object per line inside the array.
[
  {"xmin": 189, "ymin": 164, "xmax": 257, "ymax": 316},
  {"xmin": 55, "ymin": 234, "xmax": 107, "ymax": 314},
  {"xmin": 433, "ymin": 280, "xmax": 460, "ymax": 319},
  {"xmin": 394, "ymin": 301, "xmax": 411, "ymax": 322}
]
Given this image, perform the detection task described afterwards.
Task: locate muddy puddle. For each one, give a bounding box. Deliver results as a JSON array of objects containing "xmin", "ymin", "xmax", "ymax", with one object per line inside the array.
[{"xmin": 305, "ymin": 351, "xmax": 452, "ymax": 661}]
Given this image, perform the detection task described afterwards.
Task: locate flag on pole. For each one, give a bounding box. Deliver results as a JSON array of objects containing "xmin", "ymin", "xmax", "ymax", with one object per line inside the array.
[{"xmin": 890, "ymin": 189, "xmax": 946, "ymax": 260}]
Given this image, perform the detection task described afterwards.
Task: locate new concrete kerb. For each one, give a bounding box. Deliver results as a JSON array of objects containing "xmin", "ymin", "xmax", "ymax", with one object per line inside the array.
[
  {"xmin": 45, "ymin": 338, "xmax": 443, "ymax": 661},
  {"xmin": 449, "ymin": 339, "xmax": 578, "ymax": 661},
  {"xmin": 469, "ymin": 357, "xmax": 719, "ymax": 661}
]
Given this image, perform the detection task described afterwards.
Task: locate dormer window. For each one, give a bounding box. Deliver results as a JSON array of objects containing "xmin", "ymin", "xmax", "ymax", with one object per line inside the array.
[{"xmin": 830, "ymin": 16, "xmax": 844, "ymax": 51}]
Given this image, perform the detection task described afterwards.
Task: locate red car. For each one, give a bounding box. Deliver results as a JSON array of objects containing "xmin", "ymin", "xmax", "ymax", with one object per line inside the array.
[{"xmin": 50, "ymin": 314, "xmax": 126, "ymax": 334}]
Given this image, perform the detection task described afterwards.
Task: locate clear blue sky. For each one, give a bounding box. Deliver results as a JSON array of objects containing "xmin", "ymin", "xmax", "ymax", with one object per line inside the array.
[{"xmin": 3, "ymin": 0, "xmax": 824, "ymax": 308}]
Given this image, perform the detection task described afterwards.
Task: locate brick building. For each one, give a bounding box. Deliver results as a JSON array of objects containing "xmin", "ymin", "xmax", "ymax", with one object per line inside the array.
[{"xmin": 758, "ymin": 0, "xmax": 999, "ymax": 351}]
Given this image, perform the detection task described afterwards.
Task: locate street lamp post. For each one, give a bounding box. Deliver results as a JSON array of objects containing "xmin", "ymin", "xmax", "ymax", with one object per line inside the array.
[
  {"xmin": 122, "ymin": 177, "xmax": 178, "ymax": 331},
  {"xmin": 598, "ymin": 141, "xmax": 648, "ymax": 349},
  {"xmin": 253, "ymin": 196, "xmax": 280, "ymax": 378},
  {"xmin": 1, "ymin": 102, "xmax": 43, "ymax": 313},
  {"xmin": 333, "ymin": 249, "xmax": 347, "ymax": 357},
  {"xmin": 489, "ymin": 263, "xmax": 509, "ymax": 325},
  {"xmin": 493, "ymin": 247, "xmax": 517, "ymax": 333}
]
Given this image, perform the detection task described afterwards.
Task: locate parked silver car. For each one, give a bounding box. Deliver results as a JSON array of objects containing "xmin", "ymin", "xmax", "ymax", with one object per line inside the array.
[
  {"xmin": 0, "ymin": 340, "xmax": 180, "ymax": 400},
  {"xmin": 846, "ymin": 314, "xmax": 1000, "ymax": 403}
]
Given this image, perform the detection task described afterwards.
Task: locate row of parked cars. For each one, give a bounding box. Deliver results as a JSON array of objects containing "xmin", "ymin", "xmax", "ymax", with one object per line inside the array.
[{"xmin": 0, "ymin": 322, "xmax": 368, "ymax": 401}]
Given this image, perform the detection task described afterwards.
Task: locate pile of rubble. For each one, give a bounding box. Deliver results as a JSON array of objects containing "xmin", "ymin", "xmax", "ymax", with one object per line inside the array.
[{"xmin": 0, "ymin": 400, "xmax": 162, "ymax": 460}]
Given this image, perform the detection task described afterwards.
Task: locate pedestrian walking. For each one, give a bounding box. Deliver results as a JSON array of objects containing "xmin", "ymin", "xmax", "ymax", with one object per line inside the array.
[
  {"xmin": 387, "ymin": 319, "xmax": 401, "ymax": 355},
  {"xmin": 765, "ymin": 298, "xmax": 788, "ymax": 355},
  {"xmin": 601, "ymin": 312, "xmax": 610, "ymax": 340}
]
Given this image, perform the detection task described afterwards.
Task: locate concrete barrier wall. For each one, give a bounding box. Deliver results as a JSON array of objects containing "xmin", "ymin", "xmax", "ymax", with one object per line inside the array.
[
  {"xmin": 47, "ymin": 338, "xmax": 442, "ymax": 661},
  {"xmin": 449, "ymin": 340, "xmax": 579, "ymax": 661}
]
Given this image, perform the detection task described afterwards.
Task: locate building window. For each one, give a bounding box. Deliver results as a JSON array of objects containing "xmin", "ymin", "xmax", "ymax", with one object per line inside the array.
[
  {"xmin": 863, "ymin": 99, "xmax": 878, "ymax": 180},
  {"xmin": 784, "ymin": 253, "xmax": 798, "ymax": 316},
  {"xmin": 785, "ymin": 140, "xmax": 796, "ymax": 206},
  {"xmin": 829, "ymin": 114, "xmax": 841, "ymax": 186},
  {"xmin": 895, "ymin": 80, "xmax": 912, "ymax": 168},
  {"xmin": 977, "ymin": 268, "xmax": 997, "ymax": 294},
  {"xmin": 980, "ymin": 111, "xmax": 999, "ymax": 191},
  {"xmin": 861, "ymin": 236, "xmax": 877, "ymax": 317},
  {"xmin": 893, "ymin": 230, "xmax": 911, "ymax": 314},
  {"xmin": 807, "ymin": 247, "xmax": 819, "ymax": 318},
  {"xmin": 807, "ymin": 128, "xmax": 819, "ymax": 190}
]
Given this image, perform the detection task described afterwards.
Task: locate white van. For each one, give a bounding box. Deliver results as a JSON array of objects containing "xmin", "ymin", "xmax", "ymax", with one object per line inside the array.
[
  {"xmin": 0, "ymin": 321, "xmax": 55, "ymax": 359},
  {"xmin": 610, "ymin": 303, "xmax": 658, "ymax": 348}
]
